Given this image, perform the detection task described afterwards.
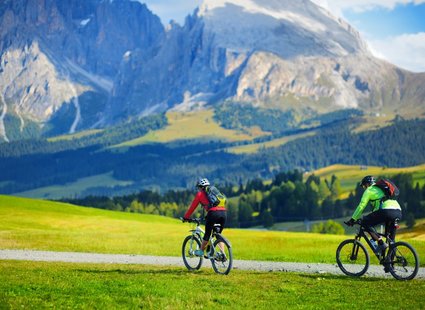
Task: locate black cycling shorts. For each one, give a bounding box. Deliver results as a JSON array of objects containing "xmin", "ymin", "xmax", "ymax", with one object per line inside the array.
[
  {"xmin": 204, "ymin": 210, "xmax": 226, "ymax": 241},
  {"xmin": 362, "ymin": 208, "xmax": 402, "ymax": 238}
]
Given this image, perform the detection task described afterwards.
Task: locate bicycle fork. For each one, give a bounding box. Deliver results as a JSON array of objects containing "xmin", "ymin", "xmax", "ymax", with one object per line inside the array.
[{"xmin": 350, "ymin": 237, "xmax": 361, "ymax": 260}]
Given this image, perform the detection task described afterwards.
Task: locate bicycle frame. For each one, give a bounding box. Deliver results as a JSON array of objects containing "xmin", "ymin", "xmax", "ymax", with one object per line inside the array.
[
  {"xmin": 353, "ymin": 224, "xmax": 392, "ymax": 261},
  {"xmin": 187, "ymin": 221, "xmax": 231, "ymax": 255}
]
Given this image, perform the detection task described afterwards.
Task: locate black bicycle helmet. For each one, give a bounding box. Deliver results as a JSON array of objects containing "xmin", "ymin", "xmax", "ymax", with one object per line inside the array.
[{"xmin": 360, "ymin": 175, "xmax": 376, "ymax": 187}]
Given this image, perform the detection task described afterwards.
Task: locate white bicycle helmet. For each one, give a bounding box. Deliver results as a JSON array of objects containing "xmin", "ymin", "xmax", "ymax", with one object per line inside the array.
[{"xmin": 196, "ymin": 177, "xmax": 210, "ymax": 188}]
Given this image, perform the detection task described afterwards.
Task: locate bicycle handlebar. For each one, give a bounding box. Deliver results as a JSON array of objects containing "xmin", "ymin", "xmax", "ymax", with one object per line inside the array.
[
  {"xmin": 179, "ymin": 217, "xmax": 201, "ymax": 225},
  {"xmin": 344, "ymin": 219, "xmax": 362, "ymax": 226}
]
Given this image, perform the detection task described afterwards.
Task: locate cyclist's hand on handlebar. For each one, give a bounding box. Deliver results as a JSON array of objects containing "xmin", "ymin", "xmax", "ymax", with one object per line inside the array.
[{"xmin": 345, "ymin": 218, "xmax": 356, "ymax": 226}]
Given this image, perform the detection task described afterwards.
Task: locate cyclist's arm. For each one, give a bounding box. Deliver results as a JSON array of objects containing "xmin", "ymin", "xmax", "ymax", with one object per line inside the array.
[
  {"xmin": 352, "ymin": 189, "xmax": 372, "ymax": 220},
  {"xmin": 184, "ymin": 192, "xmax": 202, "ymax": 219}
]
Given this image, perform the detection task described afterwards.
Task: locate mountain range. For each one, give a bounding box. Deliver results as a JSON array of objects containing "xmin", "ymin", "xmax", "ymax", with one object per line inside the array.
[
  {"xmin": 1, "ymin": 0, "xmax": 424, "ymax": 142},
  {"xmin": 0, "ymin": 0, "xmax": 424, "ymax": 198}
]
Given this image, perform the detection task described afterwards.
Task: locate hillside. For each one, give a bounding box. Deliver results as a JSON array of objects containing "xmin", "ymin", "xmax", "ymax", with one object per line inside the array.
[
  {"xmin": 1, "ymin": 195, "xmax": 424, "ymax": 264},
  {"xmin": 306, "ymin": 163, "xmax": 425, "ymax": 197},
  {"xmin": 0, "ymin": 117, "xmax": 424, "ymax": 198}
]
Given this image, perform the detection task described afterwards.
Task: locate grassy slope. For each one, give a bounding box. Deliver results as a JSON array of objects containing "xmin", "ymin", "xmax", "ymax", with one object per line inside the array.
[
  {"xmin": 305, "ymin": 163, "xmax": 425, "ymax": 197},
  {"xmin": 1, "ymin": 195, "xmax": 424, "ymax": 309},
  {"xmin": 47, "ymin": 129, "xmax": 103, "ymax": 142},
  {"xmin": 110, "ymin": 110, "xmax": 269, "ymax": 148},
  {"xmin": 13, "ymin": 172, "xmax": 133, "ymax": 199},
  {"xmin": 1, "ymin": 195, "xmax": 424, "ymax": 265},
  {"xmin": 227, "ymin": 131, "xmax": 316, "ymax": 154}
]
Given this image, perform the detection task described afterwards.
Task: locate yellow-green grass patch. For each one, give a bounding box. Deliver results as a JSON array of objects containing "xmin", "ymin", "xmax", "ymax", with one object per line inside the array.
[
  {"xmin": 228, "ymin": 131, "xmax": 316, "ymax": 154},
  {"xmin": 1, "ymin": 195, "xmax": 424, "ymax": 265},
  {"xmin": 352, "ymin": 114, "xmax": 395, "ymax": 133},
  {"xmin": 47, "ymin": 129, "xmax": 103, "ymax": 142},
  {"xmin": 110, "ymin": 110, "xmax": 269, "ymax": 148},
  {"xmin": 12, "ymin": 172, "xmax": 133, "ymax": 200},
  {"xmin": 306, "ymin": 163, "xmax": 425, "ymax": 197}
]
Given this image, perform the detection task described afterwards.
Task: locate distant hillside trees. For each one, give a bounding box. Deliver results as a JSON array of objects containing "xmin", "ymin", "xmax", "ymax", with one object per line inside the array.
[{"xmin": 63, "ymin": 170, "xmax": 425, "ymax": 229}]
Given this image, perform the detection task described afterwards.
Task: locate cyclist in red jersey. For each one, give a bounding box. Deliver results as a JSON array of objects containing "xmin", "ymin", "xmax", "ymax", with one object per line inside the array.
[{"xmin": 183, "ymin": 177, "xmax": 227, "ymax": 257}]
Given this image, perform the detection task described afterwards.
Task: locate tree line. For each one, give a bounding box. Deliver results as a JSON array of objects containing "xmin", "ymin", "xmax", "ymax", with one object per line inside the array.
[
  {"xmin": 1, "ymin": 118, "xmax": 425, "ymax": 197},
  {"xmin": 62, "ymin": 170, "xmax": 425, "ymax": 229}
]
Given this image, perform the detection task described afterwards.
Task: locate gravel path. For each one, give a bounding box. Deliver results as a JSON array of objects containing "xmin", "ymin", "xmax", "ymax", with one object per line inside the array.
[{"xmin": 1, "ymin": 249, "xmax": 424, "ymax": 279}]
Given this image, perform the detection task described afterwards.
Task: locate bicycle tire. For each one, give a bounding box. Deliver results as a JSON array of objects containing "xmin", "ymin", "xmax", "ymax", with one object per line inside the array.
[
  {"xmin": 211, "ymin": 237, "xmax": 233, "ymax": 275},
  {"xmin": 336, "ymin": 239, "xmax": 370, "ymax": 277},
  {"xmin": 387, "ymin": 241, "xmax": 419, "ymax": 280},
  {"xmin": 182, "ymin": 235, "xmax": 203, "ymax": 271}
]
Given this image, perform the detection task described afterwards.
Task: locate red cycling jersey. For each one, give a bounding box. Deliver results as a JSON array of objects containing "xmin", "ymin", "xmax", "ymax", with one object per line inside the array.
[{"xmin": 184, "ymin": 190, "xmax": 226, "ymax": 218}]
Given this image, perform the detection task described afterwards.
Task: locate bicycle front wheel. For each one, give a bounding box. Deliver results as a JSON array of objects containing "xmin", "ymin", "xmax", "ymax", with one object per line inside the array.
[
  {"xmin": 336, "ymin": 239, "xmax": 370, "ymax": 277},
  {"xmin": 211, "ymin": 238, "xmax": 233, "ymax": 275},
  {"xmin": 388, "ymin": 241, "xmax": 419, "ymax": 280},
  {"xmin": 182, "ymin": 235, "xmax": 203, "ymax": 271}
]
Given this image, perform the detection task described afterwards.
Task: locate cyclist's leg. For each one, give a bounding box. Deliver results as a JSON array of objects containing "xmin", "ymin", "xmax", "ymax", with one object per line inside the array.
[
  {"xmin": 385, "ymin": 209, "xmax": 402, "ymax": 241},
  {"xmin": 203, "ymin": 212, "xmax": 215, "ymax": 250},
  {"xmin": 216, "ymin": 211, "xmax": 227, "ymax": 252},
  {"xmin": 362, "ymin": 210, "xmax": 384, "ymax": 241}
]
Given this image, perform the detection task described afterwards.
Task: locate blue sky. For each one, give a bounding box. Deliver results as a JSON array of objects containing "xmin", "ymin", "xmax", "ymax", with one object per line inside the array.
[{"xmin": 141, "ymin": 0, "xmax": 425, "ymax": 72}]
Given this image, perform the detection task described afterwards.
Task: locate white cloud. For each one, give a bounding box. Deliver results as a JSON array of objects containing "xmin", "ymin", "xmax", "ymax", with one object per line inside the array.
[
  {"xmin": 311, "ymin": 0, "xmax": 425, "ymax": 72},
  {"xmin": 368, "ymin": 32, "xmax": 425, "ymax": 72},
  {"xmin": 311, "ymin": 0, "xmax": 425, "ymax": 16}
]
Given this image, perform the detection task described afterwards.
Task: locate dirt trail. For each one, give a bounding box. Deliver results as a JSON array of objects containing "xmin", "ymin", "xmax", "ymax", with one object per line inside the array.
[{"xmin": 1, "ymin": 249, "xmax": 424, "ymax": 279}]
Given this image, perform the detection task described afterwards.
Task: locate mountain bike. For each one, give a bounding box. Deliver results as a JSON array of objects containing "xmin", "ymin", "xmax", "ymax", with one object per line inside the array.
[
  {"xmin": 180, "ymin": 217, "xmax": 233, "ymax": 275},
  {"xmin": 336, "ymin": 219, "xmax": 419, "ymax": 280}
]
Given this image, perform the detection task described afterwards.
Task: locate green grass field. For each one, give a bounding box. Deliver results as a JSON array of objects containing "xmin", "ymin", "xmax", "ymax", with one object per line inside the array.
[
  {"xmin": 1, "ymin": 195, "xmax": 424, "ymax": 264},
  {"xmin": 13, "ymin": 172, "xmax": 133, "ymax": 200},
  {"xmin": 1, "ymin": 261, "xmax": 424, "ymax": 309},
  {"xmin": 1, "ymin": 195, "xmax": 425, "ymax": 309}
]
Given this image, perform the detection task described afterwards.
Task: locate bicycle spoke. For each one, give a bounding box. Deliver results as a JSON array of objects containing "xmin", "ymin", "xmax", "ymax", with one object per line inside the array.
[
  {"xmin": 388, "ymin": 242, "xmax": 419, "ymax": 280},
  {"xmin": 336, "ymin": 239, "xmax": 369, "ymax": 277},
  {"xmin": 182, "ymin": 235, "xmax": 203, "ymax": 271},
  {"xmin": 211, "ymin": 239, "xmax": 232, "ymax": 275}
]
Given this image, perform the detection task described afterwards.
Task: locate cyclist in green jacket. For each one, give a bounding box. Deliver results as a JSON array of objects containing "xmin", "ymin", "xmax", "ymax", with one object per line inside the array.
[{"xmin": 347, "ymin": 175, "xmax": 402, "ymax": 253}]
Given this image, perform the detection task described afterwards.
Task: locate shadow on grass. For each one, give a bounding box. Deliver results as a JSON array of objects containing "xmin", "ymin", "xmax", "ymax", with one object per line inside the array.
[
  {"xmin": 298, "ymin": 273, "xmax": 390, "ymax": 282},
  {"xmin": 73, "ymin": 267, "xmax": 215, "ymax": 277}
]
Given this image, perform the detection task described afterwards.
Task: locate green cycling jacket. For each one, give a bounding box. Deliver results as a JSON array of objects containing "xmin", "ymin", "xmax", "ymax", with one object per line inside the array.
[{"xmin": 352, "ymin": 185, "xmax": 401, "ymax": 220}]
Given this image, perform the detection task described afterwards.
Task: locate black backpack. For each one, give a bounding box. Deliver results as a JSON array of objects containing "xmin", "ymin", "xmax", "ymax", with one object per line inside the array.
[{"xmin": 205, "ymin": 186, "xmax": 226, "ymax": 209}]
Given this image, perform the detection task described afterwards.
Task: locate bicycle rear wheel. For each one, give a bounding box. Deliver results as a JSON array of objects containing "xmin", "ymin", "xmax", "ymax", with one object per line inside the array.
[
  {"xmin": 387, "ymin": 241, "xmax": 419, "ymax": 280},
  {"xmin": 336, "ymin": 239, "xmax": 370, "ymax": 277},
  {"xmin": 211, "ymin": 238, "xmax": 233, "ymax": 275},
  {"xmin": 182, "ymin": 235, "xmax": 203, "ymax": 271}
]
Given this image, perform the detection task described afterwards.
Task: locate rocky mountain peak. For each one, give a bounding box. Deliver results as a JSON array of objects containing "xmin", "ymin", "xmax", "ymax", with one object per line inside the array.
[{"xmin": 197, "ymin": 0, "xmax": 370, "ymax": 58}]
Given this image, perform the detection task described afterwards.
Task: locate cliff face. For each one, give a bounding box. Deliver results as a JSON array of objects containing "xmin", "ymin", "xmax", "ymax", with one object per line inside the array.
[
  {"xmin": 0, "ymin": 0, "xmax": 164, "ymax": 141},
  {"xmin": 0, "ymin": 0, "xmax": 424, "ymax": 142},
  {"xmin": 110, "ymin": 0, "xmax": 425, "ymax": 123}
]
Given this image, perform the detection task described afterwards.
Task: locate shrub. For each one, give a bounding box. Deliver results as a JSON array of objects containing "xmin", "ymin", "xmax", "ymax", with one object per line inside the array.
[{"xmin": 311, "ymin": 220, "xmax": 345, "ymax": 235}]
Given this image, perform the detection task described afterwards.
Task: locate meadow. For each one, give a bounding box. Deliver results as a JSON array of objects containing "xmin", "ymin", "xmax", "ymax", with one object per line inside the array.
[
  {"xmin": 1, "ymin": 194, "xmax": 425, "ymax": 309},
  {"xmin": 1, "ymin": 261, "xmax": 425, "ymax": 309},
  {"xmin": 110, "ymin": 110, "xmax": 268, "ymax": 148},
  {"xmin": 305, "ymin": 163, "xmax": 425, "ymax": 197}
]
